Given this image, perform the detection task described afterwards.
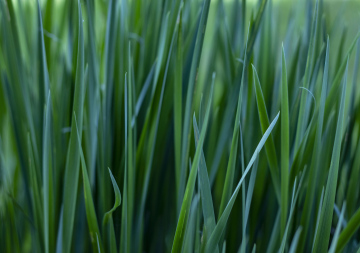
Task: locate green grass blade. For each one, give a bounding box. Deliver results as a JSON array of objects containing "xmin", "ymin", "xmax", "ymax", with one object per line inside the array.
[
  {"xmin": 266, "ymin": 211, "xmax": 280, "ymax": 253},
  {"xmin": 205, "ymin": 112, "xmax": 280, "ymax": 252},
  {"xmin": 193, "ymin": 109, "xmax": 218, "ymax": 253},
  {"xmin": 218, "ymin": 39, "xmax": 247, "ymax": 219},
  {"xmin": 36, "ymin": 0, "xmax": 50, "ymax": 113},
  {"xmin": 280, "ymin": 44, "xmax": 289, "ymax": 239},
  {"xmin": 294, "ymin": 0, "xmax": 318, "ymax": 152},
  {"xmin": 312, "ymin": 58, "xmax": 349, "ymax": 253},
  {"xmin": 75, "ymin": 116, "xmax": 104, "ymax": 253},
  {"xmin": 298, "ymin": 36, "xmax": 330, "ymax": 252},
  {"xmin": 252, "ymin": 65, "xmax": 280, "ymax": 202},
  {"xmin": 135, "ymin": 8, "xmax": 181, "ymax": 251},
  {"xmin": 62, "ymin": 1, "xmax": 85, "ymax": 251},
  {"xmin": 179, "ymin": 0, "xmax": 211, "ymax": 210},
  {"xmin": 278, "ymin": 171, "xmax": 305, "ymax": 253},
  {"xmin": 103, "ymin": 168, "xmax": 121, "ymax": 253},
  {"xmin": 120, "ymin": 73, "xmax": 129, "ymax": 253},
  {"xmin": 336, "ymin": 206, "xmax": 360, "ymax": 252},
  {"xmin": 324, "ymin": 31, "xmax": 360, "ymax": 121},
  {"xmin": 288, "ymin": 228, "xmax": 302, "ymax": 253},
  {"xmin": 171, "ymin": 74, "xmax": 214, "ymax": 253},
  {"xmin": 240, "ymin": 150, "xmax": 259, "ymax": 253},
  {"xmin": 174, "ymin": 12, "xmax": 183, "ymax": 203},
  {"xmin": 329, "ymin": 203, "xmax": 345, "ymax": 253},
  {"xmin": 43, "ymin": 92, "xmax": 54, "ymax": 253}
]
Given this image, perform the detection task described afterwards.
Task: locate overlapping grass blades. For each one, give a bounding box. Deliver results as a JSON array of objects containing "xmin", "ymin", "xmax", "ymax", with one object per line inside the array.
[{"xmin": 1, "ymin": 0, "xmax": 360, "ymax": 252}]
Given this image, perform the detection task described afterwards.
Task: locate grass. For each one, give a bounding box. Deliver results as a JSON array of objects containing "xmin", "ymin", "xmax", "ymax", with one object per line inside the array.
[{"xmin": 1, "ymin": 0, "xmax": 360, "ymax": 252}]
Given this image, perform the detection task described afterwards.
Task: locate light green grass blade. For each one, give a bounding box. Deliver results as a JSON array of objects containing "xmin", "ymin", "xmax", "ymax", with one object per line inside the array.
[
  {"xmin": 75, "ymin": 116, "xmax": 104, "ymax": 253},
  {"xmin": 280, "ymin": 44, "xmax": 289, "ymax": 239},
  {"xmin": 171, "ymin": 74, "xmax": 214, "ymax": 253},
  {"xmin": 252, "ymin": 65, "xmax": 280, "ymax": 202},
  {"xmin": 62, "ymin": 1, "xmax": 85, "ymax": 252},
  {"xmin": 312, "ymin": 57, "xmax": 349, "ymax": 253},
  {"xmin": 205, "ymin": 112, "xmax": 280, "ymax": 252}
]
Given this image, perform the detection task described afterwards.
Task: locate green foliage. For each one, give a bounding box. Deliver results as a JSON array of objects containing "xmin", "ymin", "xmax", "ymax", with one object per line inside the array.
[{"xmin": 1, "ymin": 0, "xmax": 360, "ymax": 252}]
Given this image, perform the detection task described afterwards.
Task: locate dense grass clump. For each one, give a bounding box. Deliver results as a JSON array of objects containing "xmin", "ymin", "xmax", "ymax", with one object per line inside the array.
[{"xmin": 1, "ymin": 0, "xmax": 360, "ymax": 252}]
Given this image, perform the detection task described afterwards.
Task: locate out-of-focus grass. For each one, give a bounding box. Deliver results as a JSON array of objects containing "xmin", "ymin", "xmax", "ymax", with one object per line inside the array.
[{"xmin": 1, "ymin": 0, "xmax": 360, "ymax": 252}]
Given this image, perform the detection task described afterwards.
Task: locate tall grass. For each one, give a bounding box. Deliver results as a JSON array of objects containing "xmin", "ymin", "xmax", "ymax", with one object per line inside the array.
[{"xmin": 1, "ymin": 0, "xmax": 360, "ymax": 252}]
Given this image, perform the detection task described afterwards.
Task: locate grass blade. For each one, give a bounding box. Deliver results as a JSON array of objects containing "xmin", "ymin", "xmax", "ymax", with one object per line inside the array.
[
  {"xmin": 280, "ymin": 43, "xmax": 289, "ymax": 238},
  {"xmin": 171, "ymin": 74, "xmax": 214, "ymax": 253},
  {"xmin": 205, "ymin": 112, "xmax": 280, "ymax": 252},
  {"xmin": 62, "ymin": 1, "xmax": 85, "ymax": 252},
  {"xmin": 179, "ymin": 0, "xmax": 211, "ymax": 210},
  {"xmin": 252, "ymin": 65, "xmax": 280, "ymax": 202},
  {"xmin": 312, "ymin": 57, "xmax": 349, "ymax": 253},
  {"xmin": 75, "ymin": 116, "xmax": 104, "ymax": 253}
]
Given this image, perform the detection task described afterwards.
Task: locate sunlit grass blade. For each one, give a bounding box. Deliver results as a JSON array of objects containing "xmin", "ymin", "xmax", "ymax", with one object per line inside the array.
[{"xmin": 312, "ymin": 57, "xmax": 349, "ymax": 253}]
